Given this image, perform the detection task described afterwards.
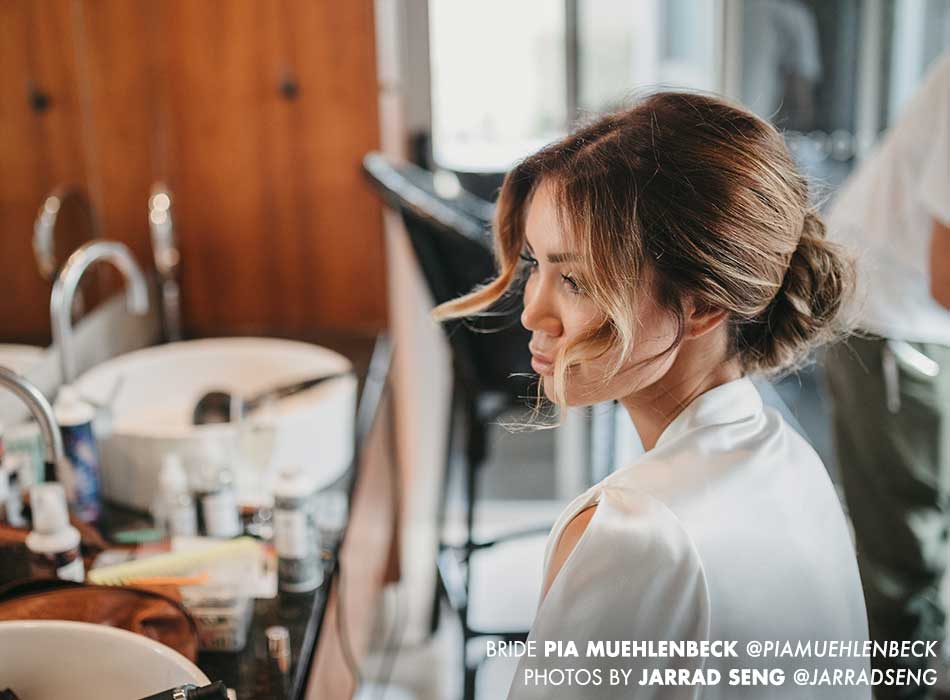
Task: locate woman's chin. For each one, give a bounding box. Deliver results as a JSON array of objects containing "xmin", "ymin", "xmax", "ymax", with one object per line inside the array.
[{"xmin": 539, "ymin": 377, "xmax": 605, "ymax": 408}]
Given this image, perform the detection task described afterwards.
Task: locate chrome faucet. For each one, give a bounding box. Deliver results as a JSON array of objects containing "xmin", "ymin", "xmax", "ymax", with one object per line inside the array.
[
  {"xmin": 0, "ymin": 366, "xmax": 64, "ymax": 477},
  {"xmin": 51, "ymin": 240, "xmax": 150, "ymax": 383}
]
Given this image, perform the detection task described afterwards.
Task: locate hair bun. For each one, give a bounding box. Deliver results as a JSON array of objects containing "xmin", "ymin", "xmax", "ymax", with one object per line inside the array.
[{"xmin": 740, "ymin": 210, "xmax": 855, "ymax": 374}]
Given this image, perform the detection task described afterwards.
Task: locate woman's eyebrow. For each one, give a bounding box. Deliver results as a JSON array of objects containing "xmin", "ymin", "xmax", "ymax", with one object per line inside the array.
[{"xmin": 547, "ymin": 252, "xmax": 578, "ymax": 263}]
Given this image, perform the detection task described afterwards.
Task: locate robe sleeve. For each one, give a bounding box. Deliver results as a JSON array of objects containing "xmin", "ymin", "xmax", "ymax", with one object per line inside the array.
[
  {"xmin": 506, "ymin": 486, "xmax": 711, "ymax": 699},
  {"xmin": 918, "ymin": 57, "xmax": 950, "ymax": 226}
]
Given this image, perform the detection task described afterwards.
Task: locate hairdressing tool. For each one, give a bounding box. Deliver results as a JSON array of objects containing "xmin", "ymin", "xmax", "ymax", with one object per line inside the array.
[
  {"xmin": 87, "ymin": 537, "xmax": 259, "ymax": 585},
  {"xmin": 136, "ymin": 680, "xmax": 228, "ymax": 700}
]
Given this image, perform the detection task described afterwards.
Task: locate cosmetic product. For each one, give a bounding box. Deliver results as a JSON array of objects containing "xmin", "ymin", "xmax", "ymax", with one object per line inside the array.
[
  {"xmin": 267, "ymin": 624, "xmax": 291, "ymax": 671},
  {"xmin": 53, "ymin": 385, "xmax": 102, "ymax": 522},
  {"xmin": 315, "ymin": 488, "xmax": 348, "ymax": 557},
  {"xmin": 4, "ymin": 467, "xmax": 24, "ymax": 528},
  {"xmin": 136, "ymin": 680, "xmax": 229, "ymax": 700},
  {"xmin": 4, "ymin": 421, "xmax": 44, "ymax": 488},
  {"xmin": 0, "ymin": 424, "xmax": 7, "ymax": 524},
  {"xmin": 273, "ymin": 466, "xmax": 321, "ymax": 592},
  {"xmin": 195, "ymin": 460, "xmax": 241, "ymax": 539},
  {"xmin": 25, "ymin": 482, "xmax": 84, "ymax": 582},
  {"xmin": 0, "ymin": 469, "xmax": 6, "ymax": 524},
  {"xmin": 265, "ymin": 624, "xmax": 291, "ymax": 695},
  {"xmin": 153, "ymin": 453, "xmax": 198, "ymax": 538}
]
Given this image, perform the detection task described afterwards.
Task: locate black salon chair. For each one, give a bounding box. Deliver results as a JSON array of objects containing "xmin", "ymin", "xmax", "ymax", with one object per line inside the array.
[{"xmin": 363, "ymin": 153, "xmax": 551, "ymax": 700}]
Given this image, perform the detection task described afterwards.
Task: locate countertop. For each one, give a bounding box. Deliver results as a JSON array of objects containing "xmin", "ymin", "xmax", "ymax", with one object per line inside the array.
[{"xmin": 0, "ymin": 332, "xmax": 392, "ymax": 700}]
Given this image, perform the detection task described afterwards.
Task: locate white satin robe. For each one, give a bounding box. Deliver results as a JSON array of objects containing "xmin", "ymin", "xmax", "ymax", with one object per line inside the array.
[{"xmin": 507, "ymin": 377, "xmax": 870, "ymax": 699}]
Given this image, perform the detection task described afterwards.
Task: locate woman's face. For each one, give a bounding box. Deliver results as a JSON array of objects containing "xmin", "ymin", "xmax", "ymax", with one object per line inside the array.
[{"xmin": 520, "ymin": 182, "xmax": 682, "ymax": 406}]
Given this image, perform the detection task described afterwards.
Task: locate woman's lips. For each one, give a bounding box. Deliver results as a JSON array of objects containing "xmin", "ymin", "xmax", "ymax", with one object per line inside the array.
[{"xmin": 531, "ymin": 353, "xmax": 554, "ymax": 375}]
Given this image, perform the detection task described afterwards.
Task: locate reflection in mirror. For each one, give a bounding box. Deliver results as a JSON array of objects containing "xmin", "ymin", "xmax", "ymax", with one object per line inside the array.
[
  {"xmin": 32, "ymin": 187, "xmax": 102, "ymax": 324},
  {"xmin": 32, "ymin": 187, "xmax": 99, "ymax": 283},
  {"xmin": 149, "ymin": 182, "xmax": 182, "ymax": 342}
]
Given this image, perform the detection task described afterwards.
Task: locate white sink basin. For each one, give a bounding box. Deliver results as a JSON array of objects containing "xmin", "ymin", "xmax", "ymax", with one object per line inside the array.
[
  {"xmin": 0, "ymin": 620, "xmax": 209, "ymax": 699},
  {"xmin": 0, "ymin": 344, "xmax": 51, "ymax": 427},
  {"xmin": 75, "ymin": 337, "xmax": 357, "ymax": 510},
  {"xmin": 0, "ymin": 344, "xmax": 45, "ymax": 375}
]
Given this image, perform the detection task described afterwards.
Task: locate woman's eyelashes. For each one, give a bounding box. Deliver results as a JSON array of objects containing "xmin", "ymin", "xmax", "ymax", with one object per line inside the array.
[
  {"xmin": 519, "ymin": 251, "xmax": 538, "ymax": 271},
  {"xmin": 561, "ymin": 273, "xmax": 581, "ymax": 294},
  {"xmin": 519, "ymin": 249, "xmax": 582, "ymax": 295}
]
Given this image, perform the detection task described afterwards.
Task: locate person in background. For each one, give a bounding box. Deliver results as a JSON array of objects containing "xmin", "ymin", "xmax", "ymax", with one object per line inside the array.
[
  {"xmin": 825, "ymin": 52, "xmax": 950, "ymax": 700},
  {"xmin": 741, "ymin": 0, "xmax": 822, "ymax": 130}
]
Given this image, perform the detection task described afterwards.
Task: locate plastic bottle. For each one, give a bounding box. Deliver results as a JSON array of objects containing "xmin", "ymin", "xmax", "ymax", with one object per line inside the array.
[
  {"xmin": 54, "ymin": 385, "xmax": 102, "ymax": 522},
  {"xmin": 4, "ymin": 459, "xmax": 26, "ymax": 528},
  {"xmin": 0, "ymin": 465, "xmax": 7, "ymax": 524},
  {"xmin": 26, "ymin": 482, "xmax": 84, "ymax": 581},
  {"xmin": 0, "ymin": 423, "xmax": 9, "ymax": 525},
  {"xmin": 273, "ymin": 466, "xmax": 321, "ymax": 592},
  {"xmin": 153, "ymin": 454, "xmax": 198, "ymax": 538},
  {"xmin": 196, "ymin": 460, "xmax": 242, "ymax": 539}
]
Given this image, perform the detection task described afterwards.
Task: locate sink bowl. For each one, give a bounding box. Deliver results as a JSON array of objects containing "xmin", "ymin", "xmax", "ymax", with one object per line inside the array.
[
  {"xmin": 0, "ymin": 344, "xmax": 51, "ymax": 427},
  {"xmin": 0, "ymin": 344, "xmax": 45, "ymax": 375},
  {"xmin": 75, "ymin": 337, "xmax": 357, "ymax": 510},
  {"xmin": 0, "ymin": 620, "xmax": 209, "ymax": 699}
]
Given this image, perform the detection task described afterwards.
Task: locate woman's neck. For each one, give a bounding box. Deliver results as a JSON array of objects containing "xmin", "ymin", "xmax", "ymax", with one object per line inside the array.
[{"xmin": 619, "ymin": 344, "xmax": 742, "ymax": 452}]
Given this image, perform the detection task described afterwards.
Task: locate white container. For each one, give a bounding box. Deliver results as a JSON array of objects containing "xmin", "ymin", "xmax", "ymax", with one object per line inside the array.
[
  {"xmin": 197, "ymin": 460, "xmax": 242, "ymax": 539},
  {"xmin": 0, "ymin": 620, "xmax": 208, "ymax": 699},
  {"xmin": 74, "ymin": 338, "xmax": 357, "ymax": 510},
  {"xmin": 274, "ymin": 466, "xmax": 321, "ymax": 592},
  {"xmin": 25, "ymin": 482, "xmax": 85, "ymax": 582},
  {"xmin": 154, "ymin": 453, "xmax": 198, "ymax": 537}
]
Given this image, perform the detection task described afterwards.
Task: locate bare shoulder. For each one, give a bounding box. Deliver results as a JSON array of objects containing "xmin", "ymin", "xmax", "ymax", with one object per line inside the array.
[{"xmin": 542, "ymin": 503, "xmax": 598, "ymax": 600}]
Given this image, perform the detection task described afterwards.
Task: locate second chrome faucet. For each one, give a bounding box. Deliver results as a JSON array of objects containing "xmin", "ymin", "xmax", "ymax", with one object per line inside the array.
[{"xmin": 50, "ymin": 240, "xmax": 150, "ymax": 384}]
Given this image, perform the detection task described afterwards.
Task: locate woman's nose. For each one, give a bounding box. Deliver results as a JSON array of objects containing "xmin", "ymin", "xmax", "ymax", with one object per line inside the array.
[{"xmin": 521, "ymin": 285, "xmax": 563, "ymax": 337}]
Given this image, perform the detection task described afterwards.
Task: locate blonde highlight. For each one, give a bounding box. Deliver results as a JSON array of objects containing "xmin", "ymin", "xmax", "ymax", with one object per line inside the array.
[{"xmin": 432, "ymin": 90, "xmax": 854, "ymax": 410}]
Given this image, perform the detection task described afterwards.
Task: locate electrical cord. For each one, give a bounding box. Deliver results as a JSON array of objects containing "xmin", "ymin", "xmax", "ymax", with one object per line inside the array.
[
  {"xmin": 334, "ymin": 356, "xmax": 408, "ymax": 698},
  {"xmin": 379, "ymin": 394, "xmax": 409, "ymax": 697},
  {"xmin": 335, "ymin": 558, "xmax": 364, "ymax": 690}
]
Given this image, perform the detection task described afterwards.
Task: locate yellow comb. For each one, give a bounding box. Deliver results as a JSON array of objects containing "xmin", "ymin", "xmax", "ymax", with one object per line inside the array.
[{"xmin": 88, "ymin": 537, "xmax": 259, "ymax": 585}]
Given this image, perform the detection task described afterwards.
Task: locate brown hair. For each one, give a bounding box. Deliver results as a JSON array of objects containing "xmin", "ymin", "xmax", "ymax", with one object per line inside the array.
[{"xmin": 433, "ymin": 91, "xmax": 853, "ymax": 404}]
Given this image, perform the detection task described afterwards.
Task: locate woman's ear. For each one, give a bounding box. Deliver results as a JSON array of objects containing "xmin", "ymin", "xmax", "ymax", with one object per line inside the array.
[{"xmin": 684, "ymin": 299, "xmax": 729, "ymax": 339}]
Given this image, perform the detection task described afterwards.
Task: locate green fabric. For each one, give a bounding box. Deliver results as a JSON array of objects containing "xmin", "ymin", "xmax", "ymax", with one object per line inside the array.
[{"xmin": 826, "ymin": 335, "xmax": 950, "ymax": 699}]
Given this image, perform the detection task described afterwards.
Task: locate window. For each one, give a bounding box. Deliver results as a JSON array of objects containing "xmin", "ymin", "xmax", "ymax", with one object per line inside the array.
[{"xmin": 428, "ymin": 0, "xmax": 566, "ymax": 172}]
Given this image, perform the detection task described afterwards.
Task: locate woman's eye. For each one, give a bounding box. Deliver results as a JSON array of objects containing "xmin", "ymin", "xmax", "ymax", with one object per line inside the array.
[
  {"xmin": 562, "ymin": 274, "xmax": 581, "ymax": 293},
  {"xmin": 519, "ymin": 252, "xmax": 538, "ymax": 271}
]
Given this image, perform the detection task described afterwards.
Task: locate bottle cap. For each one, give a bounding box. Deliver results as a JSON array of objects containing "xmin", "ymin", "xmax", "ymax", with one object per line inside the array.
[
  {"xmin": 159, "ymin": 453, "xmax": 189, "ymax": 493},
  {"xmin": 266, "ymin": 625, "xmax": 291, "ymax": 673},
  {"xmin": 30, "ymin": 482, "xmax": 70, "ymax": 534},
  {"xmin": 274, "ymin": 465, "xmax": 315, "ymax": 499},
  {"xmin": 54, "ymin": 385, "xmax": 95, "ymax": 426}
]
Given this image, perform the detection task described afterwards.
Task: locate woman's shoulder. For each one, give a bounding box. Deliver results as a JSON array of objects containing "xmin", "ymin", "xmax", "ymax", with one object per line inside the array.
[
  {"xmin": 544, "ymin": 483, "xmax": 708, "ymax": 601},
  {"xmin": 538, "ymin": 483, "xmax": 712, "ymax": 644}
]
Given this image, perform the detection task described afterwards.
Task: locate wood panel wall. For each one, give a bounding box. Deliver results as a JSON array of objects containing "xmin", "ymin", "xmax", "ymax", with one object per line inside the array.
[
  {"xmin": 1, "ymin": 1, "xmax": 87, "ymax": 343},
  {"xmin": 1, "ymin": 0, "xmax": 386, "ymax": 344}
]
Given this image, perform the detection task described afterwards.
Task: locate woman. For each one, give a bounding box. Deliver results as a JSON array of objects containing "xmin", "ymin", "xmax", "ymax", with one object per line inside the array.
[{"xmin": 435, "ymin": 92, "xmax": 870, "ymax": 698}]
